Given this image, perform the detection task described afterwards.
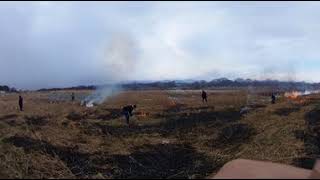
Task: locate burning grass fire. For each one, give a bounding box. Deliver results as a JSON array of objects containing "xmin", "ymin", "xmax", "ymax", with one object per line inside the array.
[
  {"xmin": 136, "ymin": 111, "xmax": 149, "ymax": 117},
  {"xmin": 284, "ymin": 91, "xmax": 301, "ymax": 100},
  {"xmin": 284, "ymin": 90, "xmax": 320, "ymax": 100},
  {"xmin": 283, "ymin": 90, "xmax": 320, "ymax": 105}
]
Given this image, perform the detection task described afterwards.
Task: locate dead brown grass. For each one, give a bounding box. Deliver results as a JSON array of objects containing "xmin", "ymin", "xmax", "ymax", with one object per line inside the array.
[{"xmin": 0, "ymin": 89, "xmax": 317, "ymax": 178}]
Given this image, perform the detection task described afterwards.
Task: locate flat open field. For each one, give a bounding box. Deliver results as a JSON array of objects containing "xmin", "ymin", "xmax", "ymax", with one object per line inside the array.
[{"xmin": 0, "ymin": 89, "xmax": 319, "ymax": 178}]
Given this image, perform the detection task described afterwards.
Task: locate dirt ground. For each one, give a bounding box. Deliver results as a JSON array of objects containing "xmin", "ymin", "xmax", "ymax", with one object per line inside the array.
[{"xmin": 0, "ymin": 89, "xmax": 318, "ymax": 179}]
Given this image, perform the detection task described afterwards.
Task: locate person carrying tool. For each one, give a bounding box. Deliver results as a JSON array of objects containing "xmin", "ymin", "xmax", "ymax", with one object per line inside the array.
[{"xmin": 122, "ymin": 104, "xmax": 137, "ymax": 125}]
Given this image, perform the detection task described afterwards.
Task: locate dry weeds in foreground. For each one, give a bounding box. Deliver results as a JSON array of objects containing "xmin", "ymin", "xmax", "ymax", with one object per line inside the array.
[{"xmin": 0, "ymin": 90, "xmax": 318, "ymax": 178}]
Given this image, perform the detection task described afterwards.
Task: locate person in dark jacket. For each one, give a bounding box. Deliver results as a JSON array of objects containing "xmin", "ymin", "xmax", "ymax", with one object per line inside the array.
[
  {"xmin": 122, "ymin": 104, "xmax": 137, "ymax": 125},
  {"xmin": 19, "ymin": 95, "xmax": 23, "ymax": 111},
  {"xmin": 202, "ymin": 90, "xmax": 208, "ymax": 103},
  {"xmin": 71, "ymin": 92, "xmax": 75, "ymax": 101},
  {"xmin": 271, "ymin": 93, "xmax": 276, "ymax": 104}
]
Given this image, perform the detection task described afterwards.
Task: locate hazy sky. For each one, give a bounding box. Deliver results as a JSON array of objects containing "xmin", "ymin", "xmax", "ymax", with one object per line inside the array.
[{"xmin": 1, "ymin": 1, "xmax": 320, "ymax": 89}]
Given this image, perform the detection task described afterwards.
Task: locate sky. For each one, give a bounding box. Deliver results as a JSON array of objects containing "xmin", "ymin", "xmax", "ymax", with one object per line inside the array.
[{"xmin": 1, "ymin": 1, "xmax": 320, "ymax": 89}]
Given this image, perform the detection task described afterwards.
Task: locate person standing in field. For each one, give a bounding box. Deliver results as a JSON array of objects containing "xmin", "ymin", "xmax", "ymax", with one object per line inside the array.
[
  {"xmin": 271, "ymin": 93, "xmax": 276, "ymax": 104},
  {"xmin": 19, "ymin": 95, "xmax": 23, "ymax": 111},
  {"xmin": 122, "ymin": 104, "xmax": 137, "ymax": 125},
  {"xmin": 71, "ymin": 92, "xmax": 75, "ymax": 101},
  {"xmin": 202, "ymin": 90, "xmax": 208, "ymax": 103}
]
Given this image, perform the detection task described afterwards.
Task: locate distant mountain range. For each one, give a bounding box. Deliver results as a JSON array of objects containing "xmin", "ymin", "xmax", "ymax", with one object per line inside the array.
[
  {"xmin": 2, "ymin": 78, "xmax": 320, "ymax": 92},
  {"xmin": 121, "ymin": 78, "xmax": 320, "ymax": 91}
]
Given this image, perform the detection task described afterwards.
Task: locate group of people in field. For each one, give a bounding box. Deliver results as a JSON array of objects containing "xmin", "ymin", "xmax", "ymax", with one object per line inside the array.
[
  {"xmin": 16, "ymin": 89, "xmax": 277, "ymax": 126},
  {"xmin": 17, "ymin": 92, "xmax": 76, "ymax": 112},
  {"xmin": 16, "ymin": 90, "xmax": 209, "ymax": 126}
]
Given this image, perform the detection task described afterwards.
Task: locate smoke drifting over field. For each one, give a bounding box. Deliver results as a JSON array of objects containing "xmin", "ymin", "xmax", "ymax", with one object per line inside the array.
[
  {"xmin": 83, "ymin": 85, "xmax": 121, "ymax": 107},
  {"xmin": 83, "ymin": 33, "xmax": 139, "ymax": 106}
]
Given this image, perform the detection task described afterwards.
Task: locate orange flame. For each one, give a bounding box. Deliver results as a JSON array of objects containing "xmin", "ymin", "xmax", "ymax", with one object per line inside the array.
[
  {"xmin": 170, "ymin": 100, "xmax": 176, "ymax": 106},
  {"xmin": 284, "ymin": 91, "xmax": 308, "ymax": 105},
  {"xmin": 284, "ymin": 91, "xmax": 300, "ymax": 100},
  {"xmin": 136, "ymin": 111, "xmax": 149, "ymax": 117}
]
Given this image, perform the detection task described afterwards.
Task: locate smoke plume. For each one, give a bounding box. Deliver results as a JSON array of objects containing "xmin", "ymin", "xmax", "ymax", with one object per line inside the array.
[{"xmin": 83, "ymin": 32, "xmax": 138, "ymax": 107}]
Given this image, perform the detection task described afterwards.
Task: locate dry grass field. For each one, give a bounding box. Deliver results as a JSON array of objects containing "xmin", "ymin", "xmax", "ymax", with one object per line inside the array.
[{"xmin": 0, "ymin": 89, "xmax": 319, "ymax": 178}]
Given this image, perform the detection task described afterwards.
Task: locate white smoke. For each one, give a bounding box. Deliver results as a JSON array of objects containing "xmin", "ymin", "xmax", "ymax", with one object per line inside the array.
[
  {"xmin": 82, "ymin": 85, "xmax": 121, "ymax": 107},
  {"xmin": 83, "ymin": 32, "xmax": 138, "ymax": 107}
]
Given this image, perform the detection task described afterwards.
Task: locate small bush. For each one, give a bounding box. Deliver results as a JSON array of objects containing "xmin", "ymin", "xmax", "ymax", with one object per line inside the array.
[{"xmin": 66, "ymin": 111, "xmax": 85, "ymax": 121}]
